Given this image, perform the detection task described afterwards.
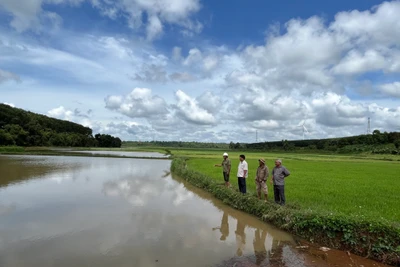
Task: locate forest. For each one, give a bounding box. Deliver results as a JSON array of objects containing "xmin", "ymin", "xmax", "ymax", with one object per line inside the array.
[{"xmin": 0, "ymin": 104, "xmax": 121, "ymax": 147}]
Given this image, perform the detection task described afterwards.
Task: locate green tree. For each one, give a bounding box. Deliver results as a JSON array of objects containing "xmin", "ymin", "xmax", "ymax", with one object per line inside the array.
[{"xmin": 395, "ymin": 140, "xmax": 400, "ymax": 149}]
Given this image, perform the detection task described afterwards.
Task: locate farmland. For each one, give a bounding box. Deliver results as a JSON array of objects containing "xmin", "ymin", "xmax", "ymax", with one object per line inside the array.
[{"xmin": 171, "ymin": 149, "xmax": 400, "ymax": 224}]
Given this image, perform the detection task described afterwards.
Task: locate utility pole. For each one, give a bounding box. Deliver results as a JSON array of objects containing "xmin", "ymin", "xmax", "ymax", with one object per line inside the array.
[
  {"xmin": 367, "ymin": 117, "xmax": 371, "ymax": 135},
  {"xmin": 256, "ymin": 130, "xmax": 258, "ymax": 143}
]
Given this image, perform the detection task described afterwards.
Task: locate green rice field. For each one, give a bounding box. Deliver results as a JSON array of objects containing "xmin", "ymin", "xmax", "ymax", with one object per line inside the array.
[{"xmin": 172, "ymin": 149, "xmax": 400, "ymax": 224}]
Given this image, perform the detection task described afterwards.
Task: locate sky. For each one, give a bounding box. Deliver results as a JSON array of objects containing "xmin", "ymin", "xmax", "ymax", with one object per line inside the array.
[{"xmin": 0, "ymin": 0, "xmax": 400, "ymax": 143}]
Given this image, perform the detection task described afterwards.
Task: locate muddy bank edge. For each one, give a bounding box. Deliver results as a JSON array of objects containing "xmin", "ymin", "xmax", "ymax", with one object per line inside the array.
[{"xmin": 170, "ymin": 157, "xmax": 400, "ymax": 266}]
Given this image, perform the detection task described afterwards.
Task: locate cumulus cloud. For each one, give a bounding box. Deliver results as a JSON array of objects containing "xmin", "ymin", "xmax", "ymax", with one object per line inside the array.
[
  {"xmin": 333, "ymin": 50, "xmax": 386, "ymax": 75},
  {"xmin": 312, "ymin": 93, "xmax": 367, "ymax": 127},
  {"xmin": 105, "ymin": 88, "xmax": 168, "ymax": 118},
  {"xmin": 48, "ymin": 106, "xmax": 74, "ymax": 120},
  {"xmin": 196, "ymin": 91, "xmax": 221, "ymax": 113},
  {"xmin": 330, "ymin": 1, "xmax": 400, "ymax": 47},
  {"xmin": 380, "ymin": 82, "xmax": 400, "ymax": 98},
  {"xmin": 48, "ymin": 106, "xmax": 93, "ymax": 127},
  {"xmin": 174, "ymin": 90, "xmax": 216, "ymax": 125}
]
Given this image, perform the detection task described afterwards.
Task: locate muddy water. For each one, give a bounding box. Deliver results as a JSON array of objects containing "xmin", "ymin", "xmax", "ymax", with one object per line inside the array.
[{"xmin": 0, "ymin": 155, "xmax": 390, "ymax": 267}]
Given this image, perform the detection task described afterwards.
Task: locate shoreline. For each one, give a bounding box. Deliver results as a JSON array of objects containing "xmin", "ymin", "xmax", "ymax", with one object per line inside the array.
[
  {"xmin": 0, "ymin": 149, "xmax": 171, "ymax": 160},
  {"xmin": 170, "ymin": 157, "xmax": 400, "ymax": 266}
]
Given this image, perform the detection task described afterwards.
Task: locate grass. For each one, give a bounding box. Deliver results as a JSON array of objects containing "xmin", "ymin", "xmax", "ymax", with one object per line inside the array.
[
  {"xmin": 175, "ymin": 150, "xmax": 400, "ymax": 224},
  {"xmin": 0, "ymin": 146, "xmax": 25, "ymax": 153}
]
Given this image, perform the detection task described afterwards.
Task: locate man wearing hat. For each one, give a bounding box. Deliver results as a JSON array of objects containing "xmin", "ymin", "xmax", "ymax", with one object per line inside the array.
[
  {"xmin": 214, "ymin": 152, "xmax": 231, "ymax": 187},
  {"xmin": 255, "ymin": 158, "xmax": 269, "ymax": 201}
]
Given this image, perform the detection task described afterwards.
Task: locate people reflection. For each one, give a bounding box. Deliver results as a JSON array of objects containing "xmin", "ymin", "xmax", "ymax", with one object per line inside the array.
[
  {"xmin": 235, "ymin": 217, "xmax": 246, "ymax": 256},
  {"xmin": 253, "ymin": 229, "xmax": 268, "ymax": 265},
  {"xmin": 212, "ymin": 211, "xmax": 229, "ymax": 241}
]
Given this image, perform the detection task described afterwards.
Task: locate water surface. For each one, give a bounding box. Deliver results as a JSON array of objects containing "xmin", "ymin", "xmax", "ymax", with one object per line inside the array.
[
  {"xmin": 70, "ymin": 150, "xmax": 169, "ymax": 158},
  {"xmin": 0, "ymin": 155, "xmax": 389, "ymax": 267}
]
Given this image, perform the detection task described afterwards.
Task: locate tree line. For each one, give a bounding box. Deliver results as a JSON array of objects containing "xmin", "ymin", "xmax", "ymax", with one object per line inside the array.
[
  {"xmin": 123, "ymin": 140, "xmax": 229, "ymax": 149},
  {"xmin": 0, "ymin": 104, "xmax": 121, "ymax": 147},
  {"xmin": 244, "ymin": 130, "xmax": 400, "ymax": 154}
]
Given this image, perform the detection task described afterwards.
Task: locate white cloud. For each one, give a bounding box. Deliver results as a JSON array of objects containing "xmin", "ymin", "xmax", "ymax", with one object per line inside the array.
[
  {"xmin": 312, "ymin": 93, "xmax": 367, "ymax": 127},
  {"xmin": 333, "ymin": 50, "xmax": 386, "ymax": 75},
  {"xmin": 47, "ymin": 106, "xmax": 94, "ymax": 128},
  {"xmin": 174, "ymin": 90, "xmax": 216, "ymax": 125},
  {"xmin": 48, "ymin": 106, "xmax": 73, "ymax": 120},
  {"xmin": 133, "ymin": 64, "xmax": 168, "ymax": 83},
  {"xmin": 203, "ymin": 55, "xmax": 219, "ymax": 72},
  {"xmin": 331, "ymin": 1, "xmax": 400, "ymax": 47},
  {"xmin": 105, "ymin": 88, "xmax": 168, "ymax": 118},
  {"xmin": 0, "ymin": 0, "xmax": 43, "ymax": 32},
  {"xmin": 2, "ymin": 102, "xmax": 15, "ymax": 107},
  {"xmin": 0, "ymin": 0, "xmax": 202, "ymax": 39},
  {"xmin": 0, "ymin": 0, "xmax": 86, "ymax": 32},
  {"xmin": 169, "ymin": 72, "xmax": 196, "ymax": 82},
  {"xmin": 196, "ymin": 91, "xmax": 221, "ymax": 113},
  {"xmin": 183, "ymin": 48, "xmax": 202, "ymax": 66},
  {"xmin": 252, "ymin": 120, "xmax": 279, "ymax": 130},
  {"xmin": 380, "ymin": 82, "xmax": 400, "ymax": 98},
  {"xmin": 146, "ymin": 15, "xmax": 163, "ymax": 41}
]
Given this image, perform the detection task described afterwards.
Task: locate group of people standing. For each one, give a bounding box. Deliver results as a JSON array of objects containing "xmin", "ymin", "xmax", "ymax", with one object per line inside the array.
[{"xmin": 215, "ymin": 153, "xmax": 290, "ymax": 205}]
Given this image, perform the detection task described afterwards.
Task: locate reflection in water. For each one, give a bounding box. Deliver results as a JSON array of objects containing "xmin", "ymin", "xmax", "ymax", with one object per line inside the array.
[
  {"xmin": 213, "ymin": 212, "xmax": 229, "ymax": 241},
  {"xmin": 253, "ymin": 229, "xmax": 269, "ymax": 265},
  {"xmin": 235, "ymin": 218, "xmax": 246, "ymax": 256},
  {"xmin": 69, "ymin": 150, "xmax": 169, "ymax": 158},
  {"xmin": 0, "ymin": 155, "xmax": 84, "ymax": 188}
]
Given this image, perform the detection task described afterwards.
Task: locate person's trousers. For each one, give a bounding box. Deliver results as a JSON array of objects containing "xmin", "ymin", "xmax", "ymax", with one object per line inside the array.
[
  {"xmin": 238, "ymin": 177, "xmax": 246, "ymax": 194},
  {"xmin": 273, "ymin": 185, "xmax": 285, "ymax": 205}
]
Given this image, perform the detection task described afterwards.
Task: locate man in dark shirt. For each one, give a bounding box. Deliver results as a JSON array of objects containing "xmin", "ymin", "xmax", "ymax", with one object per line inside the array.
[
  {"xmin": 214, "ymin": 152, "xmax": 231, "ymax": 187},
  {"xmin": 271, "ymin": 159, "xmax": 290, "ymax": 205}
]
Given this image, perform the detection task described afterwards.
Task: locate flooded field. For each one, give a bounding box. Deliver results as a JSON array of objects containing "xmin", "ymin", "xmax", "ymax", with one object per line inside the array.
[
  {"xmin": 0, "ymin": 155, "xmax": 390, "ymax": 267},
  {"xmin": 69, "ymin": 150, "xmax": 169, "ymax": 158}
]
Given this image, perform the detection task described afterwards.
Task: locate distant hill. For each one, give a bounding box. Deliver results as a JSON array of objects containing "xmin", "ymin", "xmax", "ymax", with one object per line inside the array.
[{"xmin": 0, "ymin": 103, "xmax": 121, "ymax": 147}]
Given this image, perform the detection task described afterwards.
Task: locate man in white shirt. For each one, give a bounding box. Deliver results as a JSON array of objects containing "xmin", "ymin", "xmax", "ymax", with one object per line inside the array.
[{"xmin": 237, "ymin": 154, "xmax": 248, "ymax": 194}]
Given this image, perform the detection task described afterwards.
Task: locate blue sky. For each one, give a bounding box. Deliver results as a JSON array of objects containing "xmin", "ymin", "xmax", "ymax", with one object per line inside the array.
[{"xmin": 0, "ymin": 0, "xmax": 399, "ymax": 142}]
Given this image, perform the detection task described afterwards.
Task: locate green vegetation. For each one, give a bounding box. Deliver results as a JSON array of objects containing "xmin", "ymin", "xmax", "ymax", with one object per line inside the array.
[
  {"xmin": 123, "ymin": 140, "xmax": 229, "ymax": 149},
  {"xmin": 0, "ymin": 104, "xmax": 121, "ymax": 147},
  {"xmin": 170, "ymin": 151, "xmax": 400, "ymax": 265},
  {"xmin": 0, "ymin": 146, "xmax": 25, "ymax": 153},
  {"xmin": 183, "ymin": 152, "xmax": 400, "ymax": 222}
]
